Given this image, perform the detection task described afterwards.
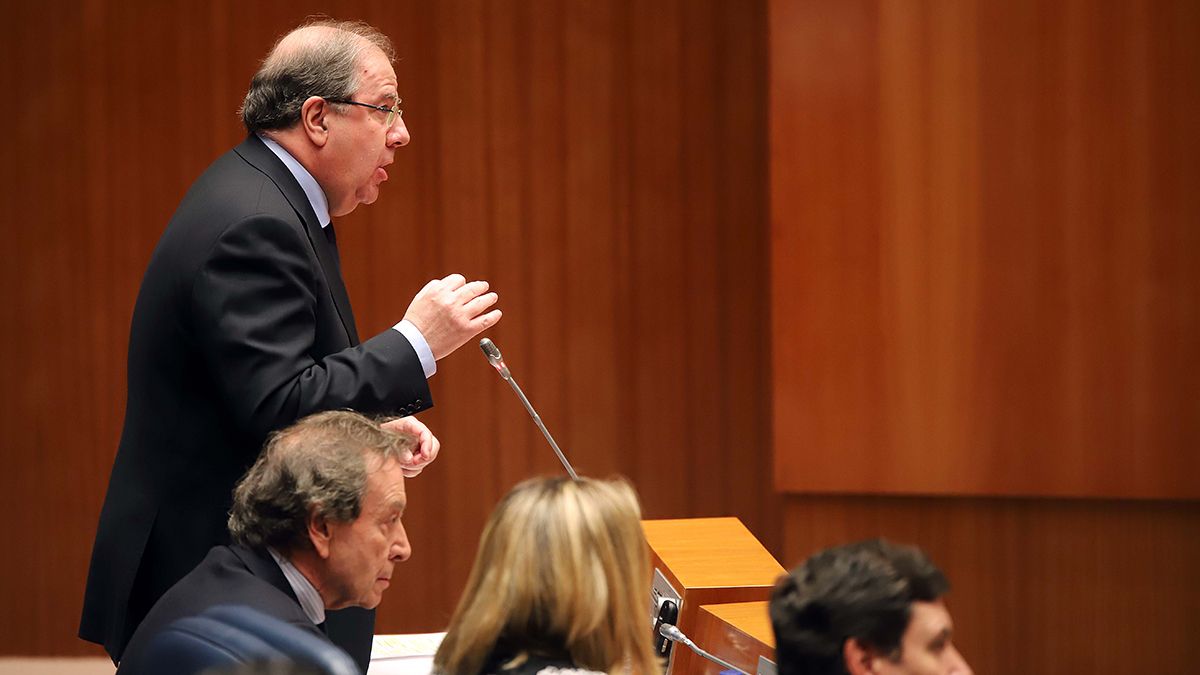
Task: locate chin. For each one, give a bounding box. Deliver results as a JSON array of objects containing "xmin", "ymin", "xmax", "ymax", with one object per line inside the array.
[{"xmin": 331, "ymin": 203, "xmax": 358, "ymax": 218}]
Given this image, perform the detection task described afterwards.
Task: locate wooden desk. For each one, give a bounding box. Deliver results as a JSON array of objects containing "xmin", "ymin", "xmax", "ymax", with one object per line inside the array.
[
  {"xmin": 642, "ymin": 518, "xmax": 784, "ymax": 674},
  {"xmin": 693, "ymin": 601, "xmax": 774, "ymax": 674}
]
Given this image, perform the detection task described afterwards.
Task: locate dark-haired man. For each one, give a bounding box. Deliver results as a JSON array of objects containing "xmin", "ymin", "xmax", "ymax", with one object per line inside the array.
[
  {"xmin": 80, "ymin": 19, "xmax": 500, "ymax": 672},
  {"xmin": 116, "ymin": 411, "xmax": 413, "ymax": 674},
  {"xmin": 769, "ymin": 539, "xmax": 972, "ymax": 675}
]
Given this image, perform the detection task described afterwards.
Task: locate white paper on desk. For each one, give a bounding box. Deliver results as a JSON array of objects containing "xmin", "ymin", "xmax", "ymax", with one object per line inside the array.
[{"xmin": 372, "ymin": 632, "xmax": 446, "ymax": 660}]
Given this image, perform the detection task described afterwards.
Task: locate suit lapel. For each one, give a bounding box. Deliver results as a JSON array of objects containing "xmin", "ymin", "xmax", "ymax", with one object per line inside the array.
[
  {"xmin": 229, "ymin": 544, "xmax": 298, "ymax": 605},
  {"xmin": 234, "ymin": 136, "xmax": 360, "ymax": 346}
]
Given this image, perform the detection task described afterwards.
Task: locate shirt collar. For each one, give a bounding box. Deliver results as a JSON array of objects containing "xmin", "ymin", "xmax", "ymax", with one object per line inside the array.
[
  {"xmin": 268, "ymin": 547, "xmax": 326, "ymax": 625},
  {"xmin": 258, "ymin": 134, "xmax": 332, "ymax": 229}
]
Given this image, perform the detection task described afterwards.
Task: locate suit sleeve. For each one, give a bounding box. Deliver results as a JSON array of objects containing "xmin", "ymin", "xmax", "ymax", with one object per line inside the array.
[{"xmin": 189, "ymin": 214, "xmax": 431, "ymax": 439}]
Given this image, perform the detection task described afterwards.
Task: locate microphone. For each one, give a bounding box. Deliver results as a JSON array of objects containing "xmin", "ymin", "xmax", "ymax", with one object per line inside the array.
[
  {"xmin": 479, "ymin": 338, "xmax": 510, "ymax": 379},
  {"xmin": 479, "ymin": 338, "xmax": 579, "ymax": 480},
  {"xmin": 657, "ymin": 623, "xmax": 750, "ymax": 675}
]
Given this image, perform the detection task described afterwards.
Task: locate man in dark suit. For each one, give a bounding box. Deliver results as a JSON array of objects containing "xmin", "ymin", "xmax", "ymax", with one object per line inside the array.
[
  {"xmin": 117, "ymin": 411, "xmax": 416, "ymax": 675},
  {"xmin": 81, "ymin": 19, "xmax": 500, "ymax": 672}
]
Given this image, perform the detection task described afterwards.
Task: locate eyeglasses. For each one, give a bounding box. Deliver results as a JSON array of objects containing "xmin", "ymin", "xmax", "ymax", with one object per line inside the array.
[{"xmin": 324, "ymin": 97, "xmax": 404, "ymax": 127}]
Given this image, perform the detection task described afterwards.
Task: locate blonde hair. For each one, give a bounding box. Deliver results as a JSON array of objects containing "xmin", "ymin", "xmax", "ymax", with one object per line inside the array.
[{"xmin": 434, "ymin": 477, "xmax": 659, "ymax": 675}]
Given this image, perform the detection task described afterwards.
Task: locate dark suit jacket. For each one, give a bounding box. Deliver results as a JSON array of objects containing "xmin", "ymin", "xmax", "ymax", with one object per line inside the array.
[
  {"xmin": 115, "ymin": 544, "xmax": 333, "ymax": 675},
  {"xmin": 81, "ymin": 135, "xmax": 431, "ymax": 671}
]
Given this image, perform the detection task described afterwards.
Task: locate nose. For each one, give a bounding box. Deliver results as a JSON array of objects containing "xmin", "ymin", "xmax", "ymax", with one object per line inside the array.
[
  {"xmin": 387, "ymin": 117, "xmax": 410, "ymax": 148},
  {"xmin": 948, "ymin": 646, "xmax": 972, "ymax": 675},
  {"xmin": 390, "ymin": 521, "xmax": 411, "ymax": 562}
]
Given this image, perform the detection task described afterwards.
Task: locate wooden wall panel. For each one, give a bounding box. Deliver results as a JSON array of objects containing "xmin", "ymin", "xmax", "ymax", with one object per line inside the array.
[
  {"xmin": 783, "ymin": 497, "xmax": 1200, "ymax": 675},
  {"xmin": 770, "ymin": 2, "xmax": 1199, "ymax": 673},
  {"xmin": 0, "ymin": 0, "xmax": 775, "ymax": 656},
  {"xmin": 771, "ymin": 0, "xmax": 1200, "ymax": 498}
]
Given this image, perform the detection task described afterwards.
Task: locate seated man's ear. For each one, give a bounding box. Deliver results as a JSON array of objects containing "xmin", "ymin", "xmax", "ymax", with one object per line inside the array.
[
  {"xmin": 307, "ymin": 507, "xmax": 333, "ymax": 559},
  {"xmin": 844, "ymin": 637, "xmax": 884, "ymax": 675}
]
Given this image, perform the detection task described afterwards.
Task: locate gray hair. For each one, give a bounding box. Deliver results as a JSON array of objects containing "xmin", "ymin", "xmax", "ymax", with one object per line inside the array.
[
  {"xmin": 240, "ymin": 18, "xmax": 395, "ymax": 133},
  {"xmin": 227, "ymin": 410, "xmax": 414, "ymax": 552}
]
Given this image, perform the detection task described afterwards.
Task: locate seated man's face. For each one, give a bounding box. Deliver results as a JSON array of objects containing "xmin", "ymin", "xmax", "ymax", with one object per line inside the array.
[
  {"xmin": 322, "ymin": 457, "xmax": 411, "ymax": 610},
  {"xmin": 871, "ymin": 601, "xmax": 971, "ymax": 675}
]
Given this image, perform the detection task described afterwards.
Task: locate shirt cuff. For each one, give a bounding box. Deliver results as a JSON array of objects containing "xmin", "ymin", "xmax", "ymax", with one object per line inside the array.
[{"xmin": 394, "ymin": 320, "xmax": 436, "ymax": 379}]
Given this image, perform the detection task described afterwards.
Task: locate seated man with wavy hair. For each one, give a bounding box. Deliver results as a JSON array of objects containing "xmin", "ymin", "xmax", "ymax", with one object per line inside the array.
[
  {"xmin": 116, "ymin": 411, "xmax": 415, "ymax": 674},
  {"xmin": 434, "ymin": 476, "xmax": 661, "ymax": 675},
  {"xmin": 769, "ymin": 539, "xmax": 972, "ymax": 675}
]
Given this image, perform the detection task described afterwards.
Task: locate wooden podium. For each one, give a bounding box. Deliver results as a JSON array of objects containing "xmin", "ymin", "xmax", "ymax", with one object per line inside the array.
[{"xmin": 641, "ymin": 518, "xmax": 784, "ymax": 674}]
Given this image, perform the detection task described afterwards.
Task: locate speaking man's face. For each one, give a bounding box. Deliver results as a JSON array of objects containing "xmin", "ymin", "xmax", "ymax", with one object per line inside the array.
[{"xmin": 322, "ymin": 46, "xmax": 410, "ymax": 217}]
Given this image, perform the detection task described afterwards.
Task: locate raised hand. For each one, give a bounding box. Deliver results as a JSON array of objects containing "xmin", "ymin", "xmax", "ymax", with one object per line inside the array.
[
  {"xmin": 402, "ymin": 273, "xmax": 501, "ymax": 360},
  {"xmin": 381, "ymin": 415, "xmax": 441, "ymax": 478}
]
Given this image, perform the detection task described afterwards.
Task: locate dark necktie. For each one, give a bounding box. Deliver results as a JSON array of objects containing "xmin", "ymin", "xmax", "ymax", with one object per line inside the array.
[
  {"xmin": 323, "ymin": 222, "xmax": 338, "ymax": 251},
  {"xmin": 323, "ymin": 223, "xmax": 341, "ymax": 270}
]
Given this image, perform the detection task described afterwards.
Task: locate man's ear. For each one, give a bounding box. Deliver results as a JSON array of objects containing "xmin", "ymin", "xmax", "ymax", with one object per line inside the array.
[
  {"xmin": 844, "ymin": 637, "xmax": 879, "ymax": 675},
  {"xmin": 307, "ymin": 507, "xmax": 333, "ymax": 559},
  {"xmin": 300, "ymin": 96, "xmax": 331, "ymax": 147}
]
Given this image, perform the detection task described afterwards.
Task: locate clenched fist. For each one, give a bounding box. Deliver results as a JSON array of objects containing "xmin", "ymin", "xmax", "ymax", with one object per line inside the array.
[
  {"xmin": 381, "ymin": 416, "xmax": 440, "ymax": 478},
  {"xmin": 403, "ymin": 273, "xmax": 501, "ymax": 360}
]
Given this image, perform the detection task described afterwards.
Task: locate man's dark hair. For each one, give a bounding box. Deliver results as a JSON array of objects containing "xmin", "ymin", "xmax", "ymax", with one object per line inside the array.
[
  {"xmin": 769, "ymin": 539, "xmax": 949, "ymax": 675},
  {"xmin": 240, "ymin": 18, "xmax": 394, "ymax": 133}
]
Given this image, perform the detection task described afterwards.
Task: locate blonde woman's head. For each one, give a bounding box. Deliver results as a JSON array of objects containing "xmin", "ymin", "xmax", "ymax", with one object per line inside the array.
[{"xmin": 434, "ymin": 476, "xmax": 659, "ymax": 675}]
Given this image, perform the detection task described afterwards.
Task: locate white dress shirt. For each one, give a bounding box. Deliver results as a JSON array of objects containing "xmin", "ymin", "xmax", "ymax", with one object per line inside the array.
[{"xmin": 267, "ymin": 547, "xmax": 326, "ymax": 626}]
